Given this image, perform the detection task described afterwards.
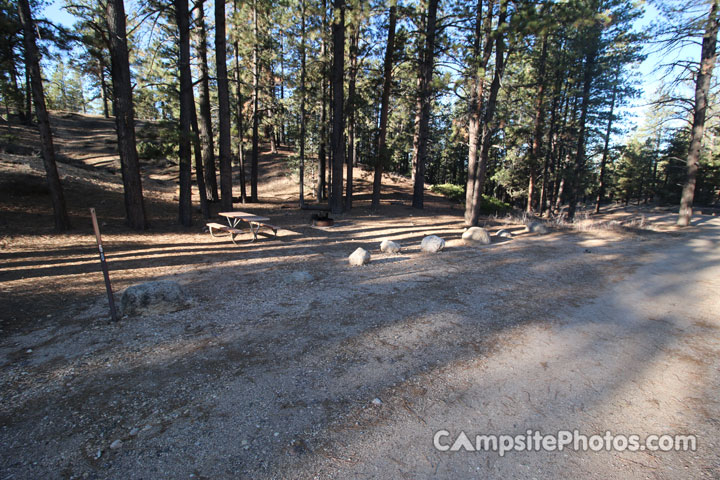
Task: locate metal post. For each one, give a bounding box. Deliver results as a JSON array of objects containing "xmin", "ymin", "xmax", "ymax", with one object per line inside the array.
[{"xmin": 90, "ymin": 208, "xmax": 119, "ymax": 321}]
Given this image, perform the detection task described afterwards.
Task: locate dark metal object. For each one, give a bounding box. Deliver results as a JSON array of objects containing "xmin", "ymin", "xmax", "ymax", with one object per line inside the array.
[{"xmin": 90, "ymin": 208, "xmax": 118, "ymax": 322}]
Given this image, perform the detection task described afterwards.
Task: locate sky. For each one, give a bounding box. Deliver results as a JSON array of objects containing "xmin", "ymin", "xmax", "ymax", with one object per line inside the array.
[{"xmin": 39, "ymin": 0, "xmax": 702, "ymax": 137}]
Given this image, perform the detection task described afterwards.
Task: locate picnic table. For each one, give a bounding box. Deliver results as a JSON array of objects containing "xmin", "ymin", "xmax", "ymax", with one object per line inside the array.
[{"xmin": 206, "ymin": 211, "xmax": 278, "ymax": 244}]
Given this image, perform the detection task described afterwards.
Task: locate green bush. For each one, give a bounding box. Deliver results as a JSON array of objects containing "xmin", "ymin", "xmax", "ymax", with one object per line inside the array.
[
  {"xmin": 431, "ymin": 183, "xmax": 511, "ymax": 215},
  {"xmin": 137, "ymin": 121, "xmax": 179, "ymax": 162},
  {"xmin": 430, "ymin": 183, "xmax": 465, "ymax": 202}
]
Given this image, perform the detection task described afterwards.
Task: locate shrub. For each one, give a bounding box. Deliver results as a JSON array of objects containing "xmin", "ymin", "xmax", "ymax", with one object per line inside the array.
[{"xmin": 430, "ymin": 183, "xmax": 511, "ymax": 215}]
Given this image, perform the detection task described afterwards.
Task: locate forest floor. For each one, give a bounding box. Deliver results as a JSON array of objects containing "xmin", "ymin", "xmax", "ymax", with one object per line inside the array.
[{"xmin": 1, "ymin": 113, "xmax": 719, "ymax": 479}]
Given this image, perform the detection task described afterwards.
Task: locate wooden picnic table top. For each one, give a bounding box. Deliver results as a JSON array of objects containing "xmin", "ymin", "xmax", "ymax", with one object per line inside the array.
[{"xmin": 218, "ymin": 211, "xmax": 270, "ymax": 222}]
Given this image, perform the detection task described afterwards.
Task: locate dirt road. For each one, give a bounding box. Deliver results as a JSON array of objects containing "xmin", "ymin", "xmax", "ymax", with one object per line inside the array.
[{"xmin": 1, "ymin": 214, "xmax": 718, "ymax": 479}]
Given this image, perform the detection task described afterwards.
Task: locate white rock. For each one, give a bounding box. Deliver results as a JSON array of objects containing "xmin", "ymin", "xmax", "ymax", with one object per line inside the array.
[
  {"xmin": 380, "ymin": 239, "xmax": 401, "ymax": 254},
  {"xmin": 526, "ymin": 221, "xmax": 549, "ymax": 234},
  {"xmin": 496, "ymin": 229, "xmax": 513, "ymax": 238},
  {"xmin": 372, "ymin": 398, "xmax": 383, "ymax": 405},
  {"xmin": 110, "ymin": 439, "xmax": 123, "ymax": 450},
  {"xmin": 421, "ymin": 235, "xmax": 445, "ymax": 253},
  {"xmin": 462, "ymin": 227, "xmax": 491, "ymax": 245},
  {"xmin": 349, "ymin": 247, "xmax": 371, "ymax": 266}
]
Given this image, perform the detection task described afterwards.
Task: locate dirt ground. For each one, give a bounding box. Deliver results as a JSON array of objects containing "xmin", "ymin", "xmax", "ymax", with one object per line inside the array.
[{"xmin": 1, "ymin": 113, "xmax": 719, "ymax": 479}]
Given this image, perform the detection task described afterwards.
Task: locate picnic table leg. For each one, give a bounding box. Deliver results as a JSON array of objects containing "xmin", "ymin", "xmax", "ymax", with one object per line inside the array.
[{"xmin": 249, "ymin": 222, "xmax": 261, "ymax": 242}]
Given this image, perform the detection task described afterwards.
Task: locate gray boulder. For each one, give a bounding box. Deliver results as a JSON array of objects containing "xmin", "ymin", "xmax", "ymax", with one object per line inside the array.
[
  {"xmin": 380, "ymin": 239, "xmax": 401, "ymax": 254},
  {"xmin": 421, "ymin": 235, "xmax": 445, "ymax": 253},
  {"xmin": 462, "ymin": 226, "xmax": 491, "ymax": 245},
  {"xmin": 496, "ymin": 228, "xmax": 513, "ymax": 238},
  {"xmin": 526, "ymin": 221, "xmax": 550, "ymax": 234},
  {"xmin": 349, "ymin": 247, "xmax": 371, "ymax": 266},
  {"xmin": 120, "ymin": 280, "xmax": 188, "ymax": 316}
]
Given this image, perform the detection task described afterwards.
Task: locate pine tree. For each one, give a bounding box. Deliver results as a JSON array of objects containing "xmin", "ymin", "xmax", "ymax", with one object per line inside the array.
[
  {"xmin": 18, "ymin": 0, "xmax": 70, "ymax": 231},
  {"xmin": 106, "ymin": 0, "xmax": 146, "ymax": 229}
]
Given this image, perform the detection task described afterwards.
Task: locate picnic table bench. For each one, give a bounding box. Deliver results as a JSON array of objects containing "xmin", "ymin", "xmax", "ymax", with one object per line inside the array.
[{"xmin": 207, "ymin": 211, "xmax": 279, "ymax": 244}]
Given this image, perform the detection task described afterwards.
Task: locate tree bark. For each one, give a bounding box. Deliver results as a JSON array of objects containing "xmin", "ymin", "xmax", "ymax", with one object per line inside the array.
[
  {"xmin": 18, "ymin": 0, "xmax": 70, "ymax": 231},
  {"xmin": 595, "ymin": 78, "xmax": 618, "ymax": 214},
  {"xmin": 371, "ymin": 6, "xmax": 397, "ymax": 211},
  {"xmin": 299, "ymin": 0, "xmax": 307, "ymax": 208},
  {"xmin": 233, "ymin": 0, "xmax": 247, "ymax": 203},
  {"xmin": 527, "ymin": 32, "xmax": 548, "ymax": 213},
  {"xmin": 176, "ymin": 0, "xmax": 193, "ymax": 226},
  {"xmin": 411, "ymin": 0, "xmax": 439, "ymax": 210},
  {"xmin": 215, "ymin": 0, "xmax": 234, "ymax": 210},
  {"xmin": 566, "ymin": 42, "xmax": 598, "ymax": 221},
  {"xmin": 316, "ymin": 0, "xmax": 328, "ymax": 201},
  {"xmin": 345, "ymin": 22, "xmax": 360, "ymax": 211},
  {"xmin": 250, "ymin": 0, "xmax": 260, "ymax": 202},
  {"xmin": 106, "ymin": 0, "xmax": 146, "ymax": 229},
  {"xmin": 190, "ymin": 95, "xmax": 209, "ymax": 218},
  {"xmin": 466, "ymin": 0, "xmax": 508, "ymax": 225},
  {"xmin": 193, "ymin": 0, "xmax": 219, "ymax": 202},
  {"xmin": 464, "ymin": 0, "xmax": 495, "ymax": 225},
  {"xmin": 678, "ymin": 0, "xmax": 718, "ymax": 226},
  {"xmin": 329, "ymin": 0, "xmax": 345, "ymax": 214}
]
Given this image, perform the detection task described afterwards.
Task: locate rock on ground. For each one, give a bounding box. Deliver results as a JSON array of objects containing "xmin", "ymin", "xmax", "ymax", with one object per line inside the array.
[
  {"xmin": 526, "ymin": 221, "xmax": 550, "ymax": 234},
  {"xmin": 421, "ymin": 235, "xmax": 445, "ymax": 253},
  {"xmin": 120, "ymin": 280, "xmax": 188, "ymax": 316},
  {"xmin": 380, "ymin": 239, "xmax": 401, "ymax": 254},
  {"xmin": 462, "ymin": 227, "xmax": 491, "ymax": 245},
  {"xmin": 496, "ymin": 229, "xmax": 513, "ymax": 238},
  {"xmin": 349, "ymin": 247, "xmax": 371, "ymax": 266}
]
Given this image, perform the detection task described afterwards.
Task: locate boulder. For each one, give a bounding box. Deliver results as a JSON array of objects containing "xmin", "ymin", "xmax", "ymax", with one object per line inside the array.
[
  {"xmin": 526, "ymin": 221, "xmax": 549, "ymax": 234},
  {"xmin": 462, "ymin": 226, "xmax": 491, "ymax": 245},
  {"xmin": 421, "ymin": 235, "xmax": 445, "ymax": 253},
  {"xmin": 380, "ymin": 239, "xmax": 401, "ymax": 254},
  {"xmin": 349, "ymin": 247, "xmax": 371, "ymax": 266},
  {"xmin": 120, "ymin": 280, "xmax": 188, "ymax": 316},
  {"xmin": 495, "ymin": 229, "xmax": 513, "ymax": 238}
]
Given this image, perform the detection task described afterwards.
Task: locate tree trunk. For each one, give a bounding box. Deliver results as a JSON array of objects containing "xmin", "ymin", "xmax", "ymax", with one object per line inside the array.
[
  {"xmin": 567, "ymin": 41, "xmax": 598, "ymax": 221},
  {"xmin": 464, "ymin": 0, "xmax": 495, "ymax": 225},
  {"xmin": 176, "ymin": 0, "xmax": 193, "ymax": 226},
  {"xmin": 233, "ymin": 0, "xmax": 247, "ymax": 204},
  {"xmin": 106, "ymin": 0, "xmax": 146, "ymax": 229},
  {"xmin": 194, "ymin": 0, "xmax": 219, "ymax": 202},
  {"xmin": 250, "ymin": 0, "xmax": 260, "ymax": 203},
  {"xmin": 371, "ymin": 6, "xmax": 397, "ymax": 211},
  {"xmin": 18, "ymin": 0, "xmax": 70, "ymax": 231},
  {"xmin": 25, "ymin": 68, "xmax": 32, "ymax": 124},
  {"xmin": 527, "ymin": 32, "xmax": 548, "ymax": 213},
  {"xmin": 595, "ymin": 78, "xmax": 618, "ymax": 214},
  {"xmin": 678, "ymin": 0, "xmax": 718, "ymax": 226},
  {"xmin": 216, "ymin": 0, "xmax": 234, "ymax": 210},
  {"xmin": 190, "ymin": 97, "xmax": 209, "ymax": 219},
  {"xmin": 99, "ymin": 58, "xmax": 109, "ymax": 119},
  {"xmin": 411, "ymin": 0, "xmax": 439, "ymax": 210},
  {"xmin": 299, "ymin": 0, "xmax": 307, "ymax": 208},
  {"xmin": 345, "ymin": 23, "xmax": 360, "ymax": 211},
  {"xmin": 466, "ymin": 0, "xmax": 508, "ymax": 225},
  {"xmin": 316, "ymin": 0, "xmax": 328, "ymax": 201},
  {"xmin": 329, "ymin": 0, "xmax": 345, "ymax": 214},
  {"xmin": 539, "ymin": 66, "xmax": 564, "ymax": 216}
]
